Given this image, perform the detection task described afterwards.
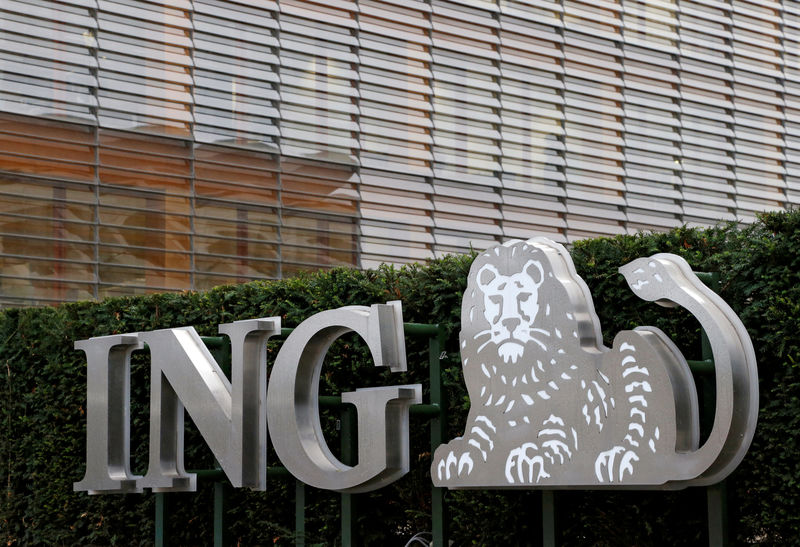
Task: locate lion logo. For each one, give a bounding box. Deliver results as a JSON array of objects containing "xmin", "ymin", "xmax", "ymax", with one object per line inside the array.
[{"xmin": 432, "ymin": 238, "xmax": 758, "ymax": 488}]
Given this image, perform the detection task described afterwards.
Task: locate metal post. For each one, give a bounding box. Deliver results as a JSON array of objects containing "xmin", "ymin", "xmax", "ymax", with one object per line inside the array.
[
  {"xmin": 341, "ymin": 403, "xmax": 358, "ymax": 546},
  {"xmin": 208, "ymin": 337, "xmax": 231, "ymax": 547},
  {"xmin": 295, "ymin": 480, "xmax": 306, "ymax": 546},
  {"xmin": 707, "ymin": 481, "xmax": 729, "ymax": 546},
  {"xmin": 429, "ymin": 326, "xmax": 448, "ymax": 546},
  {"xmin": 213, "ymin": 481, "xmax": 227, "ymax": 547},
  {"xmin": 155, "ymin": 492, "xmax": 167, "ymax": 547},
  {"xmin": 542, "ymin": 491, "xmax": 556, "ymax": 546},
  {"xmin": 699, "ymin": 272, "xmax": 728, "ymax": 547}
]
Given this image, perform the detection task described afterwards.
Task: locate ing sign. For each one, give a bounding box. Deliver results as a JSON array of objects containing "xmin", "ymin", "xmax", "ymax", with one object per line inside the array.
[{"xmin": 74, "ymin": 238, "xmax": 759, "ymax": 494}]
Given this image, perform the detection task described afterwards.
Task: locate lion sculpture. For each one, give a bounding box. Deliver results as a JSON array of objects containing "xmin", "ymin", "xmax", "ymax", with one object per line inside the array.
[{"xmin": 432, "ymin": 237, "xmax": 758, "ymax": 488}]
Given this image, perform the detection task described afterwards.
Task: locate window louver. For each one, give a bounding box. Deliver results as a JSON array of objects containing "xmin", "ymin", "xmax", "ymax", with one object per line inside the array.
[{"xmin": 0, "ymin": 0, "xmax": 796, "ymax": 305}]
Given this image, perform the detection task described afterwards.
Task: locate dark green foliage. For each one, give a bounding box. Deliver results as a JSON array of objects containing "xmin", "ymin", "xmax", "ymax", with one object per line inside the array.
[{"xmin": 2, "ymin": 211, "xmax": 800, "ymax": 545}]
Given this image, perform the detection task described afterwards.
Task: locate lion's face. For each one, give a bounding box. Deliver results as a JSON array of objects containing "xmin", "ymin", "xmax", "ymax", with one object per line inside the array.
[{"xmin": 476, "ymin": 259, "xmax": 545, "ymax": 364}]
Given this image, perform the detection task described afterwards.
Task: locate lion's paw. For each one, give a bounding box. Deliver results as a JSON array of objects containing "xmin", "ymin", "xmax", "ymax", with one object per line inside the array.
[
  {"xmin": 594, "ymin": 446, "xmax": 639, "ymax": 483},
  {"xmin": 505, "ymin": 443, "xmax": 550, "ymax": 484},
  {"xmin": 435, "ymin": 449, "xmax": 474, "ymax": 481}
]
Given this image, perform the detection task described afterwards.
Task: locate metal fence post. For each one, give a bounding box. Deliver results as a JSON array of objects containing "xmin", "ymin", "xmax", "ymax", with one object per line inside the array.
[
  {"xmin": 295, "ymin": 480, "xmax": 306, "ymax": 546},
  {"xmin": 155, "ymin": 492, "xmax": 168, "ymax": 547},
  {"xmin": 213, "ymin": 480, "xmax": 228, "ymax": 547},
  {"xmin": 697, "ymin": 272, "xmax": 729, "ymax": 547},
  {"xmin": 341, "ymin": 403, "xmax": 358, "ymax": 546},
  {"xmin": 542, "ymin": 490, "xmax": 556, "ymax": 546},
  {"xmin": 429, "ymin": 325, "xmax": 448, "ymax": 547}
]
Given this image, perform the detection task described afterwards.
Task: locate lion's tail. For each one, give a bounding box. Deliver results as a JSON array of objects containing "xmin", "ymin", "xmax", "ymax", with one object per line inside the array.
[{"xmin": 620, "ymin": 254, "xmax": 759, "ymax": 487}]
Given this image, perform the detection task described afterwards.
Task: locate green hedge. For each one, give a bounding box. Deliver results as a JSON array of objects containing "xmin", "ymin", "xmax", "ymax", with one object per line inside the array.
[{"xmin": 2, "ymin": 210, "xmax": 800, "ymax": 545}]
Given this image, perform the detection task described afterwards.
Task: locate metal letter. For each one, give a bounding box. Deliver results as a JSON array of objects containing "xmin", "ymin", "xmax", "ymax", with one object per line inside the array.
[
  {"xmin": 432, "ymin": 238, "xmax": 758, "ymax": 489},
  {"xmin": 137, "ymin": 318, "xmax": 280, "ymax": 492},
  {"xmin": 74, "ymin": 334, "xmax": 143, "ymax": 494},
  {"xmin": 267, "ymin": 301, "xmax": 422, "ymax": 493}
]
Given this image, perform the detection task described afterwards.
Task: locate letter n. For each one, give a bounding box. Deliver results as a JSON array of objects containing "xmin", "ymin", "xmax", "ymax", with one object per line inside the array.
[{"xmin": 137, "ymin": 318, "xmax": 280, "ymax": 492}]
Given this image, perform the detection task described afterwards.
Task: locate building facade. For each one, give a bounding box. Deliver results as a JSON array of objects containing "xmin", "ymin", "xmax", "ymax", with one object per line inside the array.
[{"xmin": 0, "ymin": 0, "xmax": 796, "ymax": 306}]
